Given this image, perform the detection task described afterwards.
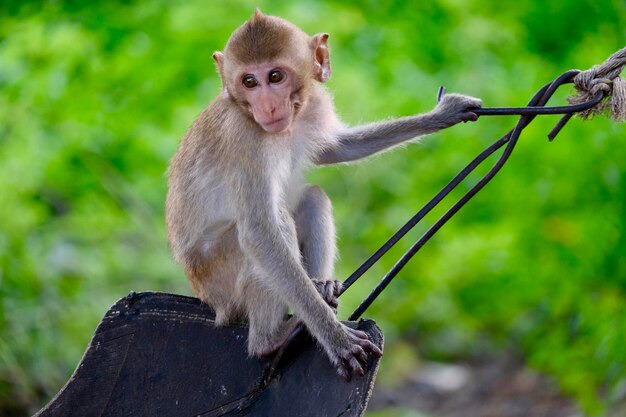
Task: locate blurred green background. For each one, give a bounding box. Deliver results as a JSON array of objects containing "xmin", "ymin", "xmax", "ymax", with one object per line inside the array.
[{"xmin": 1, "ymin": 0, "xmax": 625, "ymax": 415}]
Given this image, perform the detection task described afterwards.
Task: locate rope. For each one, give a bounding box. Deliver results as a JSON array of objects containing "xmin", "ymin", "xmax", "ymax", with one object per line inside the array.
[{"xmin": 568, "ymin": 46, "xmax": 626, "ymax": 121}]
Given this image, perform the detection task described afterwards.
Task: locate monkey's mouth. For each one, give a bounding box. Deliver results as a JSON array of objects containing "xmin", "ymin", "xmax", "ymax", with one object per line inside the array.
[{"xmin": 260, "ymin": 117, "xmax": 291, "ymax": 133}]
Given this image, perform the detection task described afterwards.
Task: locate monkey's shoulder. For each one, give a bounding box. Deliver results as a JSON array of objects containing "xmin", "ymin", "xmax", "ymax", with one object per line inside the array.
[
  {"xmin": 173, "ymin": 105, "xmax": 248, "ymax": 162},
  {"xmin": 290, "ymin": 86, "xmax": 342, "ymax": 148}
]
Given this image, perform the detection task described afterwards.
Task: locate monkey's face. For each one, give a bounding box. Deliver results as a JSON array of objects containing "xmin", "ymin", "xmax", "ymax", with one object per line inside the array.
[
  {"xmin": 233, "ymin": 61, "xmax": 304, "ymax": 134},
  {"xmin": 213, "ymin": 11, "xmax": 331, "ymax": 134}
]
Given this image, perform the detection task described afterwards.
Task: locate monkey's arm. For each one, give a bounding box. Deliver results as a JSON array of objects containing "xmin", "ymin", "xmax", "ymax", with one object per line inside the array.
[
  {"xmin": 232, "ymin": 168, "xmax": 341, "ymax": 327},
  {"xmin": 316, "ymin": 93, "xmax": 481, "ymax": 165},
  {"xmin": 231, "ymin": 167, "xmax": 381, "ymax": 378}
]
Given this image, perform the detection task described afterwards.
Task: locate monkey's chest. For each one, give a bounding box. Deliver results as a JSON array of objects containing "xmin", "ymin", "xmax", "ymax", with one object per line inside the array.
[{"xmin": 269, "ymin": 154, "xmax": 308, "ymax": 211}]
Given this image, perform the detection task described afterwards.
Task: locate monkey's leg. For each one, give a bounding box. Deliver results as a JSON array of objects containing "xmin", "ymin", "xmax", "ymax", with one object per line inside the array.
[
  {"xmin": 294, "ymin": 185, "xmax": 341, "ymax": 308},
  {"xmin": 238, "ymin": 265, "xmax": 296, "ymax": 357},
  {"xmin": 184, "ymin": 226, "xmax": 245, "ymax": 326}
]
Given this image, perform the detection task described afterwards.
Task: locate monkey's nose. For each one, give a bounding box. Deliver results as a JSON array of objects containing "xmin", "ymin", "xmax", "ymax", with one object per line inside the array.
[{"xmin": 260, "ymin": 103, "xmax": 276, "ymax": 118}]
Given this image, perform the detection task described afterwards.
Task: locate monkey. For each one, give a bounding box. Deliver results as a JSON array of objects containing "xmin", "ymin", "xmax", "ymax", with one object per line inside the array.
[{"xmin": 166, "ymin": 9, "xmax": 481, "ymax": 380}]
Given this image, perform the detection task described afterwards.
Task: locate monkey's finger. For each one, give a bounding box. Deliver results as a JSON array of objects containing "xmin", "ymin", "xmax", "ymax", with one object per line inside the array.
[
  {"xmin": 332, "ymin": 280, "xmax": 343, "ymax": 296},
  {"xmin": 348, "ymin": 329, "xmax": 370, "ymax": 340},
  {"xmin": 322, "ymin": 283, "xmax": 339, "ymax": 308},
  {"xmin": 358, "ymin": 339, "xmax": 383, "ymax": 357},
  {"xmin": 348, "ymin": 354, "xmax": 365, "ymax": 377},
  {"xmin": 462, "ymin": 112, "xmax": 479, "ymax": 122},
  {"xmin": 470, "ymin": 98, "xmax": 483, "ymax": 108},
  {"xmin": 324, "ymin": 281, "xmax": 336, "ymax": 298},
  {"xmin": 336, "ymin": 360, "xmax": 351, "ymax": 382},
  {"xmin": 353, "ymin": 345, "xmax": 368, "ymax": 363}
]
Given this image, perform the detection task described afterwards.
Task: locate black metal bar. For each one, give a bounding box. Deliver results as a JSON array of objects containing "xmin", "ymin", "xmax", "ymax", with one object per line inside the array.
[
  {"xmin": 473, "ymin": 101, "xmax": 600, "ymax": 116},
  {"xmin": 340, "ymin": 135, "xmax": 509, "ymax": 293},
  {"xmin": 340, "ymin": 72, "xmax": 585, "ymax": 295},
  {"xmin": 339, "ymin": 81, "xmax": 560, "ymax": 295},
  {"xmin": 340, "ymin": 80, "xmax": 549, "ymax": 294},
  {"xmin": 347, "ymin": 72, "xmax": 605, "ymax": 320},
  {"xmin": 265, "ymin": 70, "xmax": 605, "ymax": 382},
  {"xmin": 548, "ymin": 113, "xmax": 574, "ymax": 141}
]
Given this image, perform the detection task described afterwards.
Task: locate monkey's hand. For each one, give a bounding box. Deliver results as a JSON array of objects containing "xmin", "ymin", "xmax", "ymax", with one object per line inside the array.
[
  {"xmin": 311, "ymin": 279, "xmax": 342, "ymax": 312},
  {"xmin": 328, "ymin": 324, "xmax": 383, "ymax": 382},
  {"xmin": 434, "ymin": 93, "xmax": 482, "ymax": 126}
]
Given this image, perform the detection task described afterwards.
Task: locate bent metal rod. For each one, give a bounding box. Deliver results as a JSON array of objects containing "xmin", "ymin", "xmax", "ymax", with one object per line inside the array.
[
  {"xmin": 266, "ymin": 68, "xmax": 609, "ymax": 379},
  {"xmin": 342, "ymin": 70, "xmax": 605, "ymax": 321}
]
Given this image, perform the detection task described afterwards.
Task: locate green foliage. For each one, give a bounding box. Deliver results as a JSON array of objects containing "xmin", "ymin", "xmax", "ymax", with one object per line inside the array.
[{"xmin": 1, "ymin": 0, "xmax": 625, "ymax": 415}]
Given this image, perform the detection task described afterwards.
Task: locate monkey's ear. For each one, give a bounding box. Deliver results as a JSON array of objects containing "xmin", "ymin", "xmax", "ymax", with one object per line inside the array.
[
  {"xmin": 311, "ymin": 33, "xmax": 331, "ymax": 83},
  {"xmin": 212, "ymin": 51, "xmax": 226, "ymax": 85}
]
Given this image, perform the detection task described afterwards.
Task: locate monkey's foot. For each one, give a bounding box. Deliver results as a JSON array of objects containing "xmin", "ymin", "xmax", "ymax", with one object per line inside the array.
[
  {"xmin": 257, "ymin": 317, "xmax": 303, "ymax": 357},
  {"xmin": 263, "ymin": 320, "xmax": 384, "ymax": 384},
  {"xmin": 311, "ymin": 279, "xmax": 342, "ymax": 311}
]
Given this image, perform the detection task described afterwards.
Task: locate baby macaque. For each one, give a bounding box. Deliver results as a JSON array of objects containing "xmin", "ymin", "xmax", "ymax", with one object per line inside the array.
[{"xmin": 166, "ymin": 9, "xmax": 481, "ymax": 380}]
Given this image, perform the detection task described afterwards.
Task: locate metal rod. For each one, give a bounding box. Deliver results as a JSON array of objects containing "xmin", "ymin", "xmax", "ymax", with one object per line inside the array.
[
  {"xmin": 473, "ymin": 101, "xmax": 599, "ymax": 116},
  {"xmin": 340, "ymin": 71, "xmax": 590, "ymax": 295},
  {"xmin": 266, "ymin": 65, "xmax": 609, "ymax": 382},
  {"xmin": 264, "ymin": 70, "xmax": 604, "ymax": 382},
  {"xmin": 340, "ymin": 81, "xmax": 560, "ymax": 295},
  {"xmin": 548, "ymin": 113, "xmax": 574, "ymax": 141},
  {"xmin": 340, "ymin": 135, "xmax": 509, "ymax": 293},
  {"xmin": 348, "ymin": 72, "xmax": 605, "ymax": 320}
]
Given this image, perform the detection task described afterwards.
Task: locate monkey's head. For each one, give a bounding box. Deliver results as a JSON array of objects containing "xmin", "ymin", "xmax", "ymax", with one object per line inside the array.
[{"xmin": 213, "ymin": 9, "xmax": 331, "ymax": 134}]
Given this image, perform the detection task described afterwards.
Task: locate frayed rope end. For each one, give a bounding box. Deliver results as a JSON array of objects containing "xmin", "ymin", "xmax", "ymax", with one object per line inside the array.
[
  {"xmin": 567, "ymin": 46, "xmax": 626, "ymax": 122},
  {"xmin": 612, "ymin": 76, "xmax": 626, "ymax": 122}
]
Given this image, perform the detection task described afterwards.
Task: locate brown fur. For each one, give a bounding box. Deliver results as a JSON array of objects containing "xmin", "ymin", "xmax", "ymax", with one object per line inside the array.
[
  {"xmin": 167, "ymin": 10, "xmax": 480, "ymax": 380},
  {"xmin": 226, "ymin": 10, "xmax": 305, "ymax": 64}
]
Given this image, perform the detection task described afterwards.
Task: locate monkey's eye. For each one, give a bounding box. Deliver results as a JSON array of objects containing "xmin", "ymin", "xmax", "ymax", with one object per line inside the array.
[
  {"xmin": 242, "ymin": 75, "xmax": 258, "ymax": 89},
  {"xmin": 268, "ymin": 70, "xmax": 285, "ymax": 84}
]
